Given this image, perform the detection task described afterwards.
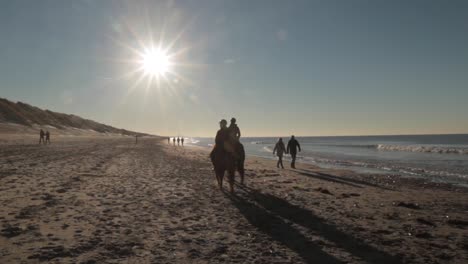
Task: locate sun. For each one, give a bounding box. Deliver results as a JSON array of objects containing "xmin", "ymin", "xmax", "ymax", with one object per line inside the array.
[
  {"xmin": 109, "ymin": 17, "xmax": 197, "ymax": 92},
  {"xmin": 141, "ymin": 48, "xmax": 172, "ymax": 76}
]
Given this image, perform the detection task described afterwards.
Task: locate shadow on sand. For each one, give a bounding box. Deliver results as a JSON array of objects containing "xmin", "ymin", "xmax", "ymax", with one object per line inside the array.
[
  {"xmin": 293, "ymin": 169, "xmax": 390, "ymax": 190},
  {"xmin": 226, "ymin": 184, "xmax": 400, "ymax": 264}
]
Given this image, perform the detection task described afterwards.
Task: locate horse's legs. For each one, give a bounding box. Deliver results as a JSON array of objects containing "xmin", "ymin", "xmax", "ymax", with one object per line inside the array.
[
  {"xmin": 239, "ymin": 161, "xmax": 245, "ymax": 185},
  {"xmin": 227, "ymin": 168, "xmax": 235, "ymax": 193},
  {"xmin": 237, "ymin": 144, "xmax": 246, "ymax": 185},
  {"xmin": 219, "ymin": 170, "xmax": 225, "ymax": 190},
  {"xmin": 215, "ymin": 168, "xmax": 223, "ymax": 190},
  {"xmin": 221, "ymin": 170, "xmax": 225, "ymax": 190}
]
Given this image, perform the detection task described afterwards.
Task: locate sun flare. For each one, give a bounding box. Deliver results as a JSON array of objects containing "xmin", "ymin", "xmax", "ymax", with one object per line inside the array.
[
  {"xmin": 109, "ymin": 15, "xmax": 198, "ymax": 93},
  {"xmin": 141, "ymin": 48, "xmax": 171, "ymax": 77}
]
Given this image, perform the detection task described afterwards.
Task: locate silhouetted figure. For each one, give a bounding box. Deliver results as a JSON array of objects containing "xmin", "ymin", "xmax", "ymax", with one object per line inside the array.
[
  {"xmin": 181, "ymin": 137, "xmax": 184, "ymax": 146},
  {"xmin": 167, "ymin": 137, "xmax": 170, "ymax": 144},
  {"xmin": 45, "ymin": 131, "xmax": 50, "ymax": 144},
  {"xmin": 228, "ymin": 117, "xmax": 241, "ymax": 141},
  {"xmin": 273, "ymin": 138, "xmax": 286, "ymax": 169},
  {"xmin": 227, "ymin": 117, "xmax": 246, "ymax": 183},
  {"xmin": 210, "ymin": 119, "xmax": 229, "ymax": 164},
  {"xmin": 173, "ymin": 137, "xmax": 176, "ymax": 146},
  {"xmin": 226, "ymin": 117, "xmax": 244, "ymax": 158},
  {"xmin": 210, "ymin": 119, "xmax": 246, "ymax": 192},
  {"xmin": 177, "ymin": 137, "xmax": 180, "ymax": 146},
  {"xmin": 287, "ymin": 135, "xmax": 301, "ymax": 169},
  {"xmin": 211, "ymin": 120, "xmax": 232, "ymax": 189},
  {"xmin": 39, "ymin": 129, "xmax": 45, "ymax": 144}
]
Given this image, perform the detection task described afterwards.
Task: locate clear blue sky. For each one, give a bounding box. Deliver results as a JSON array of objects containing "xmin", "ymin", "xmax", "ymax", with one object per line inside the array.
[{"xmin": 1, "ymin": 0, "xmax": 467, "ymax": 136}]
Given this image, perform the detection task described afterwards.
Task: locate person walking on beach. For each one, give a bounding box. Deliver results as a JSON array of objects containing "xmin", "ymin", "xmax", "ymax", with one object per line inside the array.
[
  {"xmin": 45, "ymin": 131, "xmax": 50, "ymax": 144},
  {"xmin": 287, "ymin": 135, "xmax": 301, "ymax": 169},
  {"xmin": 39, "ymin": 129, "xmax": 45, "ymax": 144},
  {"xmin": 273, "ymin": 138, "xmax": 286, "ymax": 169},
  {"xmin": 181, "ymin": 137, "xmax": 184, "ymax": 146},
  {"xmin": 177, "ymin": 137, "xmax": 180, "ymax": 146},
  {"xmin": 173, "ymin": 137, "xmax": 176, "ymax": 146}
]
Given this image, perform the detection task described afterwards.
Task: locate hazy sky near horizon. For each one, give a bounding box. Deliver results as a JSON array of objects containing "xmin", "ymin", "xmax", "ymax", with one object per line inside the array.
[{"xmin": 1, "ymin": 0, "xmax": 467, "ymax": 137}]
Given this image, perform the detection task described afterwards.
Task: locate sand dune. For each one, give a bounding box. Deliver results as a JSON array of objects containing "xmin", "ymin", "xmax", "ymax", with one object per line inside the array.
[
  {"xmin": 0, "ymin": 137, "xmax": 467, "ymax": 263},
  {"xmin": 0, "ymin": 97, "xmax": 150, "ymax": 137}
]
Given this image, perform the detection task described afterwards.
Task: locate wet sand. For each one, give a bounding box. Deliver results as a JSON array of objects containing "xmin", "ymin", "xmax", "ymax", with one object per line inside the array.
[{"xmin": 0, "ymin": 137, "xmax": 467, "ymax": 263}]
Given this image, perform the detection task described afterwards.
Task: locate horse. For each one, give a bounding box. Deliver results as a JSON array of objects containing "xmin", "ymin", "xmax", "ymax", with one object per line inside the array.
[{"xmin": 211, "ymin": 142, "xmax": 245, "ymax": 193}]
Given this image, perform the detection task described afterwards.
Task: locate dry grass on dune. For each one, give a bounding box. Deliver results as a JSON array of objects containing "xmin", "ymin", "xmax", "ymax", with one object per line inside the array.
[{"xmin": 0, "ymin": 97, "xmax": 149, "ymax": 137}]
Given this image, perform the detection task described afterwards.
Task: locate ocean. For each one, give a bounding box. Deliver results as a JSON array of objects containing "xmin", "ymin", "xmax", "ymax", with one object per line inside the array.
[{"xmin": 186, "ymin": 134, "xmax": 468, "ymax": 186}]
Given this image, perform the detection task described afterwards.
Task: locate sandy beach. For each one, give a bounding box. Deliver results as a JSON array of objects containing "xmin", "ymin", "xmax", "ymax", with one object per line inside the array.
[{"xmin": 1, "ymin": 137, "xmax": 467, "ymax": 263}]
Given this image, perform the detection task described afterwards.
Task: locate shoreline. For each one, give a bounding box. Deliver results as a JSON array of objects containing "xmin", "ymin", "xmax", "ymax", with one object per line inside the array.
[
  {"xmin": 1, "ymin": 137, "xmax": 467, "ymax": 263},
  {"xmin": 186, "ymin": 142, "xmax": 468, "ymax": 191}
]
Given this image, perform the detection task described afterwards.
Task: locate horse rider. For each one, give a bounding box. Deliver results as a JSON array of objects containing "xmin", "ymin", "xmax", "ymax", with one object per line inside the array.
[
  {"xmin": 228, "ymin": 118, "xmax": 241, "ymax": 141},
  {"xmin": 210, "ymin": 119, "xmax": 230, "ymax": 163}
]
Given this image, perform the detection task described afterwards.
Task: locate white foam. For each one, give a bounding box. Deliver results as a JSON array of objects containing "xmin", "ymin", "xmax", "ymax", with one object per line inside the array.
[
  {"xmin": 377, "ymin": 144, "xmax": 468, "ymax": 155},
  {"xmin": 262, "ymin": 146, "xmax": 273, "ymax": 153}
]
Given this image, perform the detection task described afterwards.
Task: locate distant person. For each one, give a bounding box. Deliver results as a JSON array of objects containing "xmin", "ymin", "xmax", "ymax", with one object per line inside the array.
[
  {"xmin": 273, "ymin": 138, "xmax": 286, "ymax": 169},
  {"xmin": 181, "ymin": 137, "xmax": 184, "ymax": 146},
  {"xmin": 45, "ymin": 131, "xmax": 50, "ymax": 144},
  {"xmin": 177, "ymin": 137, "xmax": 180, "ymax": 146},
  {"xmin": 173, "ymin": 137, "xmax": 176, "ymax": 146},
  {"xmin": 39, "ymin": 129, "xmax": 45, "ymax": 144},
  {"xmin": 287, "ymin": 135, "xmax": 301, "ymax": 169},
  {"xmin": 167, "ymin": 137, "xmax": 170, "ymax": 144}
]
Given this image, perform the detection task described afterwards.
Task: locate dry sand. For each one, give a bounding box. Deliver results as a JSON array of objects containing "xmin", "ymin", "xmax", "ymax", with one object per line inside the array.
[{"xmin": 0, "ymin": 137, "xmax": 467, "ymax": 263}]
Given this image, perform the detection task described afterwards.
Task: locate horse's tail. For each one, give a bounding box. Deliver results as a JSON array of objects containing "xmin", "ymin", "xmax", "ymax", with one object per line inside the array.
[
  {"xmin": 210, "ymin": 144, "xmax": 217, "ymax": 166},
  {"xmin": 238, "ymin": 143, "xmax": 245, "ymax": 163}
]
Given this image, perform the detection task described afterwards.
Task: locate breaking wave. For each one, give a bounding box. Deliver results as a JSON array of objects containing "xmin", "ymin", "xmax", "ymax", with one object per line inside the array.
[
  {"xmin": 376, "ymin": 144, "xmax": 468, "ymax": 155},
  {"xmin": 250, "ymin": 141, "xmax": 468, "ymax": 155},
  {"xmin": 250, "ymin": 141, "xmax": 274, "ymax": 145},
  {"xmin": 262, "ymin": 146, "xmax": 273, "ymax": 153}
]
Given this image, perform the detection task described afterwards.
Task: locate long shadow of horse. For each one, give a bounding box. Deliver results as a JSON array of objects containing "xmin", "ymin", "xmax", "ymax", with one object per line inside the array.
[
  {"xmin": 226, "ymin": 185, "xmax": 401, "ymax": 264},
  {"xmin": 225, "ymin": 191, "xmax": 341, "ymax": 263},
  {"xmin": 293, "ymin": 169, "xmax": 391, "ymax": 190}
]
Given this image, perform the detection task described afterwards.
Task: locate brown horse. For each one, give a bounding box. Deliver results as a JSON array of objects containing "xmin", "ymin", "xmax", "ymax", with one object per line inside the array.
[{"xmin": 211, "ymin": 142, "xmax": 245, "ymax": 193}]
